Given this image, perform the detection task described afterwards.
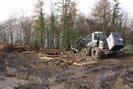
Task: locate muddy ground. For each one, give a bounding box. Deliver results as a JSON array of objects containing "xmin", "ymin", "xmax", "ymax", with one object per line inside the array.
[{"xmin": 0, "ymin": 44, "xmax": 133, "ymax": 89}]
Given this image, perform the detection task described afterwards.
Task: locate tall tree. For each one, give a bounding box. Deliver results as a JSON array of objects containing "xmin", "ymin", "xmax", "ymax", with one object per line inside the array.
[
  {"xmin": 112, "ymin": 0, "xmax": 121, "ymax": 24},
  {"xmin": 48, "ymin": 1, "xmax": 56, "ymax": 49},
  {"xmin": 58, "ymin": 0, "xmax": 78, "ymax": 50},
  {"xmin": 49, "ymin": 12, "xmax": 56, "ymax": 49},
  {"xmin": 0, "ymin": 23, "xmax": 8, "ymax": 42},
  {"xmin": 32, "ymin": 0, "xmax": 45, "ymax": 49},
  {"xmin": 19, "ymin": 17, "xmax": 32, "ymax": 45},
  {"xmin": 4, "ymin": 19, "xmax": 16, "ymax": 44},
  {"xmin": 111, "ymin": 0, "xmax": 123, "ymax": 32}
]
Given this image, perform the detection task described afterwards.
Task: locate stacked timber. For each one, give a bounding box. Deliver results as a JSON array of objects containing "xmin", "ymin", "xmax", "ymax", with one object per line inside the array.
[{"xmin": 40, "ymin": 48, "xmax": 64, "ymax": 55}]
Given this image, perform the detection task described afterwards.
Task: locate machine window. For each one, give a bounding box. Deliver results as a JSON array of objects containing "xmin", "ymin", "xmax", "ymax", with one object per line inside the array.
[{"xmin": 94, "ymin": 33, "xmax": 103, "ymax": 40}]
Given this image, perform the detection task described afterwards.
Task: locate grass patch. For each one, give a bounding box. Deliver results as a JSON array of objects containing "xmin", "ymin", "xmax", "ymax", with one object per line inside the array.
[{"xmin": 122, "ymin": 44, "xmax": 133, "ymax": 54}]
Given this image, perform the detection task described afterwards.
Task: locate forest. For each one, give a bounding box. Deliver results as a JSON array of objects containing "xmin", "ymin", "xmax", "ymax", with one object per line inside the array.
[
  {"xmin": 0, "ymin": 0, "xmax": 133, "ymax": 50},
  {"xmin": 1, "ymin": 0, "xmax": 133, "ymax": 88}
]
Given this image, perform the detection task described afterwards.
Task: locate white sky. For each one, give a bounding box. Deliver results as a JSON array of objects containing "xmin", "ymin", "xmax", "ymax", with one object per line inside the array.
[{"xmin": 0, "ymin": 0, "xmax": 133, "ymax": 22}]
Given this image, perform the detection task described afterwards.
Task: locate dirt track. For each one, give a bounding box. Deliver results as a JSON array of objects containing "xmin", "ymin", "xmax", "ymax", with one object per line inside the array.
[{"xmin": 0, "ymin": 44, "xmax": 133, "ymax": 89}]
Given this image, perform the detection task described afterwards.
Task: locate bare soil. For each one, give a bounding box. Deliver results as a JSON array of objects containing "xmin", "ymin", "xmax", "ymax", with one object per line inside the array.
[{"xmin": 0, "ymin": 43, "xmax": 133, "ymax": 89}]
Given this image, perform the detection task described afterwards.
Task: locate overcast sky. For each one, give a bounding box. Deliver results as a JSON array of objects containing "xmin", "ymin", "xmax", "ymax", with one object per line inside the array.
[{"xmin": 0, "ymin": 0, "xmax": 133, "ymax": 22}]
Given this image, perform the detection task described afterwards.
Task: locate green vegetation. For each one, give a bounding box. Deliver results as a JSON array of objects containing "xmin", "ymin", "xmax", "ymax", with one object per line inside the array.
[{"xmin": 123, "ymin": 45, "xmax": 133, "ymax": 52}]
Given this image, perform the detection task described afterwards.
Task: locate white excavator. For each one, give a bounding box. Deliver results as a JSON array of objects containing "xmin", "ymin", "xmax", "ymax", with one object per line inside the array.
[{"xmin": 74, "ymin": 32, "xmax": 124, "ymax": 59}]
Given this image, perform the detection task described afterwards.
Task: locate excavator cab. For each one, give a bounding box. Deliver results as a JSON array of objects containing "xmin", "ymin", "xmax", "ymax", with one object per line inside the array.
[
  {"xmin": 86, "ymin": 32, "xmax": 105, "ymax": 50},
  {"xmin": 75, "ymin": 32, "xmax": 105, "ymax": 50},
  {"xmin": 92, "ymin": 32, "xmax": 104, "ymax": 41}
]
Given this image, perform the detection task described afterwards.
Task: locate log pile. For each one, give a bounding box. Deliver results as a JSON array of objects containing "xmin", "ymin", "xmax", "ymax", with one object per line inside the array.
[
  {"xmin": 40, "ymin": 48, "xmax": 64, "ymax": 55},
  {"xmin": 13, "ymin": 45, "xmax": 33, "ymax": 52}
]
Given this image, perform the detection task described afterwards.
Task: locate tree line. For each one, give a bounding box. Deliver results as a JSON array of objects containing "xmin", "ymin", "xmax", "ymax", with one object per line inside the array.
[{"xmin": 0, "ymin": 0, "xmax": 133, "ymax": 50}]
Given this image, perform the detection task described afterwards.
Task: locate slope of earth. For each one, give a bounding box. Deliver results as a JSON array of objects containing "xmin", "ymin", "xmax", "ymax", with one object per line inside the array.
[{"xmin": 0, "ymin": 43, "xmax": 133, "ymax": 89}]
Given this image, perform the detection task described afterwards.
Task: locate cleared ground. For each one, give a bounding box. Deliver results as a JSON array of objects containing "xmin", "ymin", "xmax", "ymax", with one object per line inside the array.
[{"xmin": 0, "ymin": 43, "xmax": 133, "ymax": 89}]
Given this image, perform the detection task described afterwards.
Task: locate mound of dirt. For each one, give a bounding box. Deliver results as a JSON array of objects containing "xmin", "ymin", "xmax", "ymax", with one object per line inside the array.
[{"xmin": 0, "ymin": 43, "xmax": 14, "ymax": 53}]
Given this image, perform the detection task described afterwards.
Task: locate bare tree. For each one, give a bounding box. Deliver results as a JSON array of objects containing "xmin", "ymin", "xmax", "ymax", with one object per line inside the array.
[{"xmin": 92, "ymin": 0, "xmax": 111, "ymax": 35}]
